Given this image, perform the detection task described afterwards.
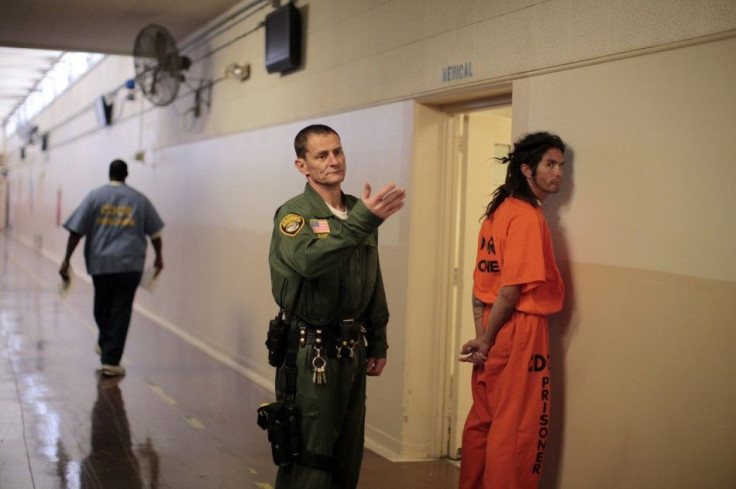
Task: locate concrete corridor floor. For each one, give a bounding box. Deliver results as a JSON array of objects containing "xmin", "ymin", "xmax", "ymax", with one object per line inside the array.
[{"xmin": 0, "ymin": 233, "xmax": 459, "ymax": 489}]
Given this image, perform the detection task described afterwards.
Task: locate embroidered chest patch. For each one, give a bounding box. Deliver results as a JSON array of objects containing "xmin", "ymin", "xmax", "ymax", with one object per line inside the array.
[
  {"xmin": 310, "ymin": 219, "xmax": 330, "ymax": 238},
  {"xmin": 280, "ymin": 214, "xmax": 305, "ymax": 237}
]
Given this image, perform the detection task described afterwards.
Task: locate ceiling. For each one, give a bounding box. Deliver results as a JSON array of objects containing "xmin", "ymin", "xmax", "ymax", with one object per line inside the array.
[{"xmin": 0, "ymin": 0, "xmax": 250, "ymax": 132}]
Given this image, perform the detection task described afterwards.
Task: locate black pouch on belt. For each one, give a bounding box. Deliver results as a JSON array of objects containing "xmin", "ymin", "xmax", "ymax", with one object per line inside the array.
[
  {"xmin": 336, "ymin": 320, "xmax": 362, "ymax": 357},
  {"xmin": 265, "ymin": 311, "xmax": 289, "ymax": 367}
]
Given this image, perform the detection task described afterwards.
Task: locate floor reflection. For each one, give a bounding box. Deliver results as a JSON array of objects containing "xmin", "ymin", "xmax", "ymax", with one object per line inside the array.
[
  {"xmin": 78, "ymin": 375, "xmax": 160, "ymax": 489},
  {"xmin": 2, "ymin": 233, "xmax": 458, "ymax": 488}
]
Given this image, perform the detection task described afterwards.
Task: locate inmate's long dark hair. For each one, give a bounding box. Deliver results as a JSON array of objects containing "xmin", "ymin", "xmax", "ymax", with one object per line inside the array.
[{"xmin": 484, "ymin": 131, "xmax": 566, "ymax": 219}]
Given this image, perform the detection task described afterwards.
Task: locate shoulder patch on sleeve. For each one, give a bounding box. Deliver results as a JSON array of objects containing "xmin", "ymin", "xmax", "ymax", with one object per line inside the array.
[{"xmin": 279, "ymin": 213, "xmax": 305, "ymax": 237}]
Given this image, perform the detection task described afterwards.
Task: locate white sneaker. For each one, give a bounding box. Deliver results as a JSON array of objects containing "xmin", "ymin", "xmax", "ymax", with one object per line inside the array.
[{"xmin": 101, "ymin": 364, "xmax": 126, "ymax": 376}]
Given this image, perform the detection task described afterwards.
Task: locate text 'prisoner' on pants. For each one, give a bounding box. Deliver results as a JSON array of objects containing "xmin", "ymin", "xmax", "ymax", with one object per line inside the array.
[{"xmin": 459, "ymin": 309, "xmax": 551, "ymax": 489}]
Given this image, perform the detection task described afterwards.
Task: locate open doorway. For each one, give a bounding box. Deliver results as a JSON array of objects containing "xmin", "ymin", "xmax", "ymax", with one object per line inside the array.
[{"xmin": 442, "ymin": 105, "xmax": 512, "ymax": 460}]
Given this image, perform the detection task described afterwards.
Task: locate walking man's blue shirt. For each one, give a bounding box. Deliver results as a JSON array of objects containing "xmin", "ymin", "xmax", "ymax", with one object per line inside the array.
[{"xmin": 63, "ymin": 182, "xmax": 164, "ymax": 275}]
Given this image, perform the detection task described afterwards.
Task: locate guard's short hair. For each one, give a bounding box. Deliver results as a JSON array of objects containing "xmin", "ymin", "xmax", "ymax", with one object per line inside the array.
[
  {"xmin": 294, "ymin": 124, "xmax": 340, "ymax": 159},
  {"xmin": 109, "ymin": 159, "xmax": 128, "ymax": 181}
]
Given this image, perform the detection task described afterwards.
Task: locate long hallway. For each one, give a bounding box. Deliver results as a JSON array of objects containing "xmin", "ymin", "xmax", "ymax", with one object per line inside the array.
[{"xmin": 0, "ymin": 233, "xmax": 459, "ymax": 489}]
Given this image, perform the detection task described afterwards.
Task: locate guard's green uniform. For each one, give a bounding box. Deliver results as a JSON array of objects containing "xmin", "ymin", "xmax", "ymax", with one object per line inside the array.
[{"xmin": 269, "ymin": 183, "xmax": 389, "ymax": 489}]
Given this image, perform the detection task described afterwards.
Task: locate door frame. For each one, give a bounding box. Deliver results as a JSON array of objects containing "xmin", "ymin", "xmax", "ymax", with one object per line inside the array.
[{"xmin": 434, "ymin": 95, "xmax": 513, "ymax": 459}]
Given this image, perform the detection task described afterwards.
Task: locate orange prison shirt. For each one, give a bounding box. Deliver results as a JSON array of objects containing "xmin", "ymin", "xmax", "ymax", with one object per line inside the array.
[{"xmin": 473, "ymin": 197, "xmax": 564, "ymax": 315}]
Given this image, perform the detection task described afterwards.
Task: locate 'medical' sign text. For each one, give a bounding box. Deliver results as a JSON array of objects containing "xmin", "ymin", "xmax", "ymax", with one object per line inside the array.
[{"xmin": 442, "ymin": 62, "xmax": 473, "ymax": 83}]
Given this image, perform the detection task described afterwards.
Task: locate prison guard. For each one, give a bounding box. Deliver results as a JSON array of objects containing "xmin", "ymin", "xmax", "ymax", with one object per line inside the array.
[{"xmin": 269, "ymin": 183, "xmax": 389, "ymax": 489}]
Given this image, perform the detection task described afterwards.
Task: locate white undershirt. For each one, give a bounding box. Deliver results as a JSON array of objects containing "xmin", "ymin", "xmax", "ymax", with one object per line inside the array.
[{"xmin": 326, "ymin": 203, "xmax": 348, "ymax": 220}]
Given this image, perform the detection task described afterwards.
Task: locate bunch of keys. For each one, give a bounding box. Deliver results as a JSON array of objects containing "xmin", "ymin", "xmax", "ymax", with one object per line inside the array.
[{"xmin": 312, "ymin": 346, "xmax": 327, "ymax": 384}]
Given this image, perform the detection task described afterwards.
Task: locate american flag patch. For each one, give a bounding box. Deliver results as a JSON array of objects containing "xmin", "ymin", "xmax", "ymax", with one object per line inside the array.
[{"xmin": 310, "ymin": 219, "xmax": 330, "ymax": 234}]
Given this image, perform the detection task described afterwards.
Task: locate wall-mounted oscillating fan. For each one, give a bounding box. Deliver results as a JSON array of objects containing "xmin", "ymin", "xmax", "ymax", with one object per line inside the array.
[{"xmin": 133, "ymin": 24, "xmax": 191, "ymax": 106}]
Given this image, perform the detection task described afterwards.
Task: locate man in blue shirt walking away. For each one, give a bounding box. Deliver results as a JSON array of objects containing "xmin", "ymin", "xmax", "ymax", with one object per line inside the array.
[{"xmin": 59, "ymin": 159, "xmax": 164, "ymax": 376}]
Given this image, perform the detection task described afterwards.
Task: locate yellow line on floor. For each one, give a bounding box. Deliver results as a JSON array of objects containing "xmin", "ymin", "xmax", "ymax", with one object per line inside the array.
[
  {"xmin": 148, "ymin": 383, "xmax": 206, "ymax": 431},
  {"xmin": 183, "ymin": 415, "xmax": 205, "ymax": 430},
  {"xmin": 7, "ymin": 253, "xmax": 48, "ymax": 288},
  {"xmin": 148, "ymin": 382, "xmax": 178, "ymax": 406}
]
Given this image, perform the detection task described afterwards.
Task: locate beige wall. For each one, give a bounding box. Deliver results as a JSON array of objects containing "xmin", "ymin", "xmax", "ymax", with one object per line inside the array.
[
  {"xmin": 517, "ymin": 37, "xmax": 736, "ymax": 488},
  {"xmin": 9, "ymin": 0, "xmax": 736, "ymax": 156},
  {"xmin": 395, "ymin": 103, "xmax": 451, "ymax": 459},
  {"xmin": 3, "ymin": 0, "xmax": 736, "ymax": 484}
]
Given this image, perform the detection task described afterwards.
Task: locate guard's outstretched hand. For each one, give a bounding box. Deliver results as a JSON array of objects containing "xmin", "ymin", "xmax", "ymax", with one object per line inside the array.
[{"xmin": 362, "ymin": 183, "xmax": 405, "ymax": 220}]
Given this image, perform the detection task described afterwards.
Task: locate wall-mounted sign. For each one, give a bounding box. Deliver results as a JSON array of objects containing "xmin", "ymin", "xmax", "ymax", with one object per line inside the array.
[{"xmin": 442, "ymin": 61, "xmax": 473, "ymax": 83}]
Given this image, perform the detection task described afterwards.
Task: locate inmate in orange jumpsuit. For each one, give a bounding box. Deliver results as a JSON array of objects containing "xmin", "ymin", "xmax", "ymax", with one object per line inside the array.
[{"xmin": 460, "ymin": 197, "xmax": 564, "ymax": 489}]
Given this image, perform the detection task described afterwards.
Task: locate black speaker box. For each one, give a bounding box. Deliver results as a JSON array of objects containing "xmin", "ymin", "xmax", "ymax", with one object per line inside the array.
[{"xmin": 265, "ymin": 3, "xmax": 302, "ymax": 73}]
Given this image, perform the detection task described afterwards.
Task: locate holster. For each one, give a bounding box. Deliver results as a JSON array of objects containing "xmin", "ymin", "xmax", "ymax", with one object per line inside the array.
[
  {"xmin": 257, "ymin": 402, "xmax": 300, "ymax": 467},
  {"xmin": 258, "ymin": 304, "xmax": 336, "ymax": 472},
  {"xmin": 258, "ymin": 317, "xmax": 301, "ymax": 467}
]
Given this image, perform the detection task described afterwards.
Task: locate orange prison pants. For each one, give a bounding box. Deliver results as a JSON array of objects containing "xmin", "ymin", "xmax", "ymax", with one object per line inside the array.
[{"xmin": 459, "ymin": 309, "xmax": 551, "ymax": 489}]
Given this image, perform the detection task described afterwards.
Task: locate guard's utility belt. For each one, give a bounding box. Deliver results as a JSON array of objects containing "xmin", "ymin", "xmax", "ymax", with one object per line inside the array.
[
  {"xmin": 265, "ymin": 316, "xmax": 365, "ymax": 368},
  {"xmin": 298, "ymin": 320, "xmax": 365, "ymax": 358},
  {"xmin": 299, "ymin": 320, "xmax": 365, "ymax": 384}
]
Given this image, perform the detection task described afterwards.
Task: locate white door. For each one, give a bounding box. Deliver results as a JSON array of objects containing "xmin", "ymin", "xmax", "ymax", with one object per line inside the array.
[{"xmin": 444, "ymin": 106, "xmax": 512, "ymax": 459}]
